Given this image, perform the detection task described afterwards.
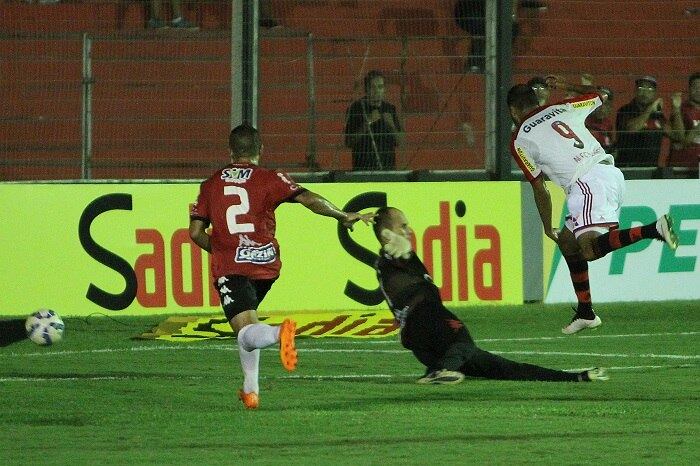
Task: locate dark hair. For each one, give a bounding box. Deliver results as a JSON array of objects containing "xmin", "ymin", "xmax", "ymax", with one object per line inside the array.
[
  {"xmin": 507, "ymin": 84, "xmax": 539, "ymax": 110},
  {"xmin": 372, "ymin": 206, "xmax": 396, "ymax": 240},
  {"xmin": 527, "ymin": 76, "xmax": 547, "ymax": 88},
  {"xmin": 690, "ymin": 72, "xmax": 700, "ymax": 87},
  {"xmin": 364, "ymin": 70, "xmax": 385, "ymax": 93},
  {"xmin": 228, "ymin": 123, "xmax": 261, "ymax": 157}
]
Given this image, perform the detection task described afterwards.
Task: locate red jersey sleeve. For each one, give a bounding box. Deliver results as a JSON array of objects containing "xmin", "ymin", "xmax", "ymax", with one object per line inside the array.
[
  {"xmin": 267, "ymin": 170, "xmax": 306, "ymax": 206},
  {"xmin": 510, "ymin": 131, "xmax": 541, "ymax": 182},
  {"xmin": 190, "ymin": 178, "xmax": 212, "ymax": 225}
]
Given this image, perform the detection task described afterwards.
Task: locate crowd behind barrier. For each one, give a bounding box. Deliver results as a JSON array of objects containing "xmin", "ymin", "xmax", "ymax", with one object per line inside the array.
[{"xmin": 0, "ymin": 0, "xmax": 697, "ymax": 180}]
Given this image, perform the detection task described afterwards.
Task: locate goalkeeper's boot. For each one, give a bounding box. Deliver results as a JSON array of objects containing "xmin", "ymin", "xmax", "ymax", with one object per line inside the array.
[
  {"xmin": 580, "ymin": 367, "xmax": 609, "ymax": 382},
  {"xmin": 657, "ymin": 214, "xmax": 678, "ymax": 250},
  {"xmin": 416, "ymin": 369, "xmax": 465, "ymax": 385},
  {"xmin": 279, "ymin": 318, "xmax": 298, "ymax": 372},
  {"xmin": 562, "ymin": 310, "xmax": 601, "ymax": 335},
  {"xmin": 238, "ymin": 390, "xmax": 259, "ymax": 410}
]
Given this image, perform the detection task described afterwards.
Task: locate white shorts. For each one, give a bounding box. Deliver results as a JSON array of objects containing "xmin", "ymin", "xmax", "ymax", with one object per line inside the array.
[{"xmin": 565, "ymin": 163, "xmax": 625, "ymax": 238}]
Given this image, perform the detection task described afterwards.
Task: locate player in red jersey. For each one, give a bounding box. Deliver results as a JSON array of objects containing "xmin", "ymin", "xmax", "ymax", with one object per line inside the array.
[
  {"xmin": 189, "ymin": 124, "xmax": 374, "ymax": 409},
  {"xmin": 669, "ymin": 72, "xmax": 700, "ymax": 168},
  {"xmin": 508, "ymin": 77, "xmax": 678, "ymax": 335}
]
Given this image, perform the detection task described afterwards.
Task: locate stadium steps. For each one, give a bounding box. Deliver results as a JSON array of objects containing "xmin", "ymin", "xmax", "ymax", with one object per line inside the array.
[
  {"xmin": 524, "ymin": 17, "xmax": 698, "ymax": 40},
  {"xmin": 513, "ymin": 55, "xmax": 691, "ymax": 76},
  {"xmin": 1, "ymin": 87, "xmax": 82, "ymax": 119},
  {"xmin": 524, "ymin": 37, "xmax": 698, "ymax": 58},
  {"xmin": 257, "ymin": 116, "xmax": 311, "ymax": 168},
  {"xmin": 92, "ymin": 86, "xmax": 229, "ymax": 118},
  {"xmin": 0, "ymin": 1, "xmax": 220, "ymax": 32},
  {"xmin": 543, "ymin": 0, "xmax": 696, "ymax": 22},
  {"xmin": 515, "ymin": 0, "xmax": 695, "ymax": 82},
  {"xmin": 11, "ymin": 1, "xmax": 692, "ymax": 177},
  {"xmin": 0, "ymin": 2, "xmax": 119, "ymax": 32},
  {"xmin": 279, "ymin": 0, "xmax": 460, "ymax": 39}
]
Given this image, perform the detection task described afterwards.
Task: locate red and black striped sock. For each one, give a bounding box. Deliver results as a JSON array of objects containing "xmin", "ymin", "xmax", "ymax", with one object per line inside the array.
[
  {"xmin": 564, "ymin": 255, "xmax": 593, "ymax": 318},
  {"xmin": 594, "ymin": 224, "xmax": 660, "ymax": 258}
]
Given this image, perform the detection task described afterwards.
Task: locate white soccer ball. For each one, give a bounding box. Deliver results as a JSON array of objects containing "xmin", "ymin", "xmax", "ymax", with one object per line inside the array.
[{"xmin": 25, "ymin": 309, "xmax": 65, "ymax": 346}]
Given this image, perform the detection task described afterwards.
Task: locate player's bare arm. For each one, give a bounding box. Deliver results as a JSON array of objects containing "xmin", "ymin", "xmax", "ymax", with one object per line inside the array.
[
  {"xmin": 530, "ymin": 176, "xmax": 559, "ymax": 242},
  {"xmin": 546, "ymin": 75, "xmax": 602, "ymax": 99},
  {"xmin": 624, "ymin": 98, "xmax": 665, "ymax": 132},
  {"xmin": 294, "ymin": 190, "xmax": 375, "ymax": 230},
  {"xmin": 665, "ymin": 92, "xmax": 686, "ymax": 143},
  {"xmin": 189, "ymin": 219, "xmax": 211, "ymax": 253}
]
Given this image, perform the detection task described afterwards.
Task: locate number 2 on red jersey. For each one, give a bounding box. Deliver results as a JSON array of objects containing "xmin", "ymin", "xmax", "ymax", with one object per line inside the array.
[{"xmin": 224, "ymin": 186, "xmax": 254, "ymax": 234}]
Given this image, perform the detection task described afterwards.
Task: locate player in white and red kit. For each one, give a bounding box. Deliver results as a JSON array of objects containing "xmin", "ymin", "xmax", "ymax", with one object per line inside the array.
[
  {"xmin": 189, "ymin": 124, "xmax": 373, "ymax": 409},
  {"xmin": 508, "ymin": 77, "xmax": 678, "ymax": 334}
]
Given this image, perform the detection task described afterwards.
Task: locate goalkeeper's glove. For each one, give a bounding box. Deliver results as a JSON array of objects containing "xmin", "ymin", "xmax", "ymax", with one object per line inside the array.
[{"xmin": 381, "ymin": 229, "xmax": 412, "ymax": 259}]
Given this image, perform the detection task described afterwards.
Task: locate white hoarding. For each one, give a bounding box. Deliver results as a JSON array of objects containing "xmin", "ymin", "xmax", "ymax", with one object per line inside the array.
[{"xmin": 545, "ymin": 179, "xmax": 700, "ymax": 303}]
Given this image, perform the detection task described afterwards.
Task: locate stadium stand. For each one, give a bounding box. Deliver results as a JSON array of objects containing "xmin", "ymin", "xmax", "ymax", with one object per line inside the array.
[{"xmin": 0, "ymin": 0, "xmax": 696, "ymax": 179}]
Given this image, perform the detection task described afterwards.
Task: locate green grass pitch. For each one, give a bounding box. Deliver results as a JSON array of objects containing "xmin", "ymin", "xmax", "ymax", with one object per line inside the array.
[{"xmin": 1, "ymin": 302, "xmax": 698, "ymax": 465}]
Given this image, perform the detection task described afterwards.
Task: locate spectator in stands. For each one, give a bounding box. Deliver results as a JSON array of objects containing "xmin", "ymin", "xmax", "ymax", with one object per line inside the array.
[
  {"xmin": 586, "ymin": 86, "xmax": 616, "ymax": 156},
  {"xmin": 454, "ymin": 0, "xmax": 486, "ymax": 73},
  {"xmin": 528, "ymin": 76, "xmax": 550, "ymax": 106},
  {"xmin": 344, "ymin": 70, "xmax": 403, "ymax": 171},
  {"xmin": 521, "ymin": 1, "xmax": 547, "ymax": 9},
  {"xmin": 454, "ymin": 1, "xmax": 519, "ymax": 74},
  {"xmin": 668, "ymin": 72, "xmax": 700, "ymax": 169},
  {"xmin": 148, "ymin": 1, "xmax": 197, "ymax": 29},
  {"xmin": 615, "ymin": 76, "xmax": 684, "ymax": 167},
  {"xmin": 259, "ymin": 0, "xmax": 281, "ymax": 28},
  {"xmin": 564, "ymin": 73, "xmax": 615, "ymax": 154}
]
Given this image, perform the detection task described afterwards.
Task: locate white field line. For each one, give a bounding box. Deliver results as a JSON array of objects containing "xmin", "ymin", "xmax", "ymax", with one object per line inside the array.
[
  {"xmin": 276, "ymin": 364, "xmax": 699, "ymax": 381},
  {"xmin": 0, "ymin": 375, "xmax": 204, "ymax": 382},
  {"xmin": 0, "ymin": 364, "xmax": 696, "ymax": 383},
  {"xmin": 326, "ymin": 331, "xmax": 700, "ymax": 345},
  {"xmin": 2, "ymin": 345, "xmax": 699, "ymax": 360},
  {"xmin": 2, "ymin": 330, "xmax": 697, "ymax": 359},
  {"xmin": 494, "ymin": 351, "xmax": 700, "ymax": 360}
]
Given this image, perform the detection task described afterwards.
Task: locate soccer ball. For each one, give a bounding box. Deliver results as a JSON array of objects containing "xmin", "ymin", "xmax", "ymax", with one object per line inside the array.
[{"xmin": 25, "ymin": 309, "xmax": 65, "ymax": 346}]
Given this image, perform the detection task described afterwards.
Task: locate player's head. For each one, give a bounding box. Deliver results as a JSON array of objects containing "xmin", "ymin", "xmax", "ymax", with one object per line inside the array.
[
  {"xmin": 689, "ymin": 72, "xmax": 700, "ymax": 105},
  {"xmin": 373, "ymin": 207, "xmax": 411, "ymax": 243},
  {"xmin": 229, "ymin": 123, "xmax": 262, "ymax": 163},
  {"xmin": 364, "ymin": 70, "xmax": 386, "ymax": 106},
  {"xmin": 507, "ymin": 84, "xmax": 540, "ymax": 124}
]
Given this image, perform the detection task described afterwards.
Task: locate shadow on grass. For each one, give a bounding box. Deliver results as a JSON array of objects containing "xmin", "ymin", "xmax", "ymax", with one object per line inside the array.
[
  {"xmin": 0, "ymin": 371, "xmax": 202, "ymax": 380},
  {"xmin": 228, "ymin": 429, "xmax": 670, "ymax": 450},
  {"xmin": 0, "ymin": 319, "xmax": 26, "ymax": 347}
]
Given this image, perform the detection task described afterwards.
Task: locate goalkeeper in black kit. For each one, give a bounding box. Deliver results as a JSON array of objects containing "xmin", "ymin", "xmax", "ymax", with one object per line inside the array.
[{"xmin": 373, "ymin": 207, "xmax": 608, "ymax": 384}]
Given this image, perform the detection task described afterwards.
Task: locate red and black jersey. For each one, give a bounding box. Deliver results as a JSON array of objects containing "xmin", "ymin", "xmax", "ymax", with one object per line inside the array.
[
  {"xmin": 615, "ymin": 100, "xmax": 666, "ymax": 166},
  {"xmin": 670, "ymin": 101, "xmax": 700, "ymax": 167},
  {"xmin": 190, "ymin": 163, "xmax": 306, "ymax": 280},
  {"xmin": 585, "ymin": 115, "xmax": 615, "ymax": 154}
]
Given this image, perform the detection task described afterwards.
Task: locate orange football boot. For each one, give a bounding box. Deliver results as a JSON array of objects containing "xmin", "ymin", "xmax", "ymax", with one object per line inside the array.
[
  {"xmin": 279, "ymin": 318, "xmax": 298, "ymax": 371},
  {"xmin": 238, "ymin": 390, "xmax": 259, "ymax": 410}
]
